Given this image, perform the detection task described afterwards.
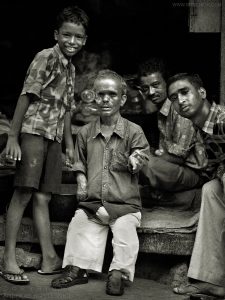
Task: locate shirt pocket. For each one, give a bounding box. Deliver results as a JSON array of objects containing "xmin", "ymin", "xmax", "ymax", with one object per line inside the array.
[{"xmin": 110, "ymin": 150, "xmax": 129, "ymax": 172}]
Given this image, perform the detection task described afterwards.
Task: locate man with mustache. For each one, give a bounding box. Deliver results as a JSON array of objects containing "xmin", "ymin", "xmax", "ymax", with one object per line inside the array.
[{"xmin": 137, "ymin": 58, "xmax": 208, "ymax": 206}]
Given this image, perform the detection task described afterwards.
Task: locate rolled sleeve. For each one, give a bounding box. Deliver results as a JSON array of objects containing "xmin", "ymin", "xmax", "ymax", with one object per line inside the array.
[{"xmin": 21, "ymin": 51, "xmax": 52, "ymax": 98}]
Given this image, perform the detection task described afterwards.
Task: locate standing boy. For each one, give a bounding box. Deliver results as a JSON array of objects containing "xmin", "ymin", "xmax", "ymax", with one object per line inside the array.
[
  {"xmin": 0, "ymin": 6, "xmax": 89, "ymax": 284},
  {"xmin": 168, "ymin": 73, "xmax": 225, "ymax": 299},
  {"xmin": 51, "ymin": 69, "xmax": 150, "ymax": 296}
]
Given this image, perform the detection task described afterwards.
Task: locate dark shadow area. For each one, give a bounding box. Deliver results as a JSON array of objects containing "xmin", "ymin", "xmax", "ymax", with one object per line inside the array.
[{"xmin": 0, "ymin": 0, "xmax": 221, "ymax": 119}]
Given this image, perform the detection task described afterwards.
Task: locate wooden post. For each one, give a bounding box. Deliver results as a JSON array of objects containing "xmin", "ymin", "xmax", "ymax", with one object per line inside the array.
[{"xmin": 220, "ymin": 1, "xmax": 225, "ymax": 104}]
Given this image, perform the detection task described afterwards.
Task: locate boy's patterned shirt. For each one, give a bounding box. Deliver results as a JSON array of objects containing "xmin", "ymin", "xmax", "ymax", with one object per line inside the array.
[{"xmin": 20, "ymin": 43, "xmax": 76, "ymax": 143}]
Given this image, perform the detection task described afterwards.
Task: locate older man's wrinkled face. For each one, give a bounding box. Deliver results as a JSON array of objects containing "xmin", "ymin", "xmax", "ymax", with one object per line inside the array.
[
  {"xmin": 94, "ymin": 77, "xmax": 126, "ymax": 118},
  {"xmin": 138, "ymin": 72, "xmax": 167, "ymax": 107}
]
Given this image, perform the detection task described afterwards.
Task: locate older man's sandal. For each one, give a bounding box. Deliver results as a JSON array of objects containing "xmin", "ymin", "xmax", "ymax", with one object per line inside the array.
[{"xmin": 51, "ymin": 265, "xmax": 88, "ymax": 289}]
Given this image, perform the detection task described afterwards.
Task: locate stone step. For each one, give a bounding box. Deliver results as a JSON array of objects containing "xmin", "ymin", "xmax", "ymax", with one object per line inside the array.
[{"xmin": 0, "ymin": 214, "xmax": 195, "ymax": 255}]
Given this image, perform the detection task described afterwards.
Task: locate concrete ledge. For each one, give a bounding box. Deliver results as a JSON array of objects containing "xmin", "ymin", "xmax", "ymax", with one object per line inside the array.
[
  {"xmin": 0, "ymin": 214, "xmax": 195, "ymax": 256},
  {"xmin": 138, "ymin": 232, "xmax": 195, "ymax": 255}
]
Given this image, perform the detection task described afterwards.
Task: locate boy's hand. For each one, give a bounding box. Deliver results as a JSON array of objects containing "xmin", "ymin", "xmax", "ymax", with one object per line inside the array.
[
  {"xmin": 128, "ymin": 150, "xmax": 147, "ymax": 174},
  {"xmin": 65, "ymin": 147, "xmax": 75, "ymax": 168},
  {"xmin": 5, "ymin": 136, "xmax": 21, "ymax": 161}
]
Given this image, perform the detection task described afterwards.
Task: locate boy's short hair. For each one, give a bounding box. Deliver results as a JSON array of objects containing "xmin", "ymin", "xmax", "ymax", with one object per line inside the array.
[
  {"xmin": 167, "ymin": 73, "xmax": 204, "ymax": 91},
  {"xmin": 137, "ymin": 57, "xmax": 168, "ymax": 81},
  {"xmin": 56, "ymin": 5, "xmax": 89, "ymax": 32},
  {"xmin": 94, "ymin": 69, "xmax": 127, "ymax": 95}
]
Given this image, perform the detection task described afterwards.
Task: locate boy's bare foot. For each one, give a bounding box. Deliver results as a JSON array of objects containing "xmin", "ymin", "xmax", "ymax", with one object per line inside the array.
[
  {"xmin": 38, "ymin": 255, "xmax": 62, "ymax": 274},
  {"xmin": 2, "ymin": 256, "xmax": 22, "ymax": 275},
  {"xmin": 1, "ymin": 257, "xmax": 29, "ymax": 284},
  {"xmin": 173, "ymin": 281, "xmax": 225, "ymax": 298}
]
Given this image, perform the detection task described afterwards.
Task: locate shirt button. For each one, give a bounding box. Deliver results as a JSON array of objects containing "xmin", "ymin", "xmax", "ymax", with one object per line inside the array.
[{"xmin": 104, "ymin": 166, "xmax": 107, "ymax": 169}]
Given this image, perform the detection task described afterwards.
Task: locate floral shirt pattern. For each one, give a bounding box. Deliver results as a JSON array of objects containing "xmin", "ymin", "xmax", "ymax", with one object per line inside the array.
[
  {"xmin": 21, "ymin": 43, "xmax": 76, "ymax": 143},
  {"xmin": 200, "ymin": 102, "xmax": 225, "ymax": 180},
  {"xmin": 158, "ymin": 98, "xmax": 207, "ymax": 170}
]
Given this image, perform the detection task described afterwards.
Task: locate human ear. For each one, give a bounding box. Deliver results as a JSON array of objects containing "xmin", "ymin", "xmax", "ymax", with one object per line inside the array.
[
  {"xmin": 120, "ymin": 95, "xmax": 127, "ymax": 107},
  {"xmin": 54, "ymin": 30, "xmax": 58, "ymax": 41},
  {"xmin": 82, "ymin": 35, "xmax": 87, "ymax": 46},
  {"xmin": 199, "ymin": 87, "xmax": 207, "ymax": 99}
]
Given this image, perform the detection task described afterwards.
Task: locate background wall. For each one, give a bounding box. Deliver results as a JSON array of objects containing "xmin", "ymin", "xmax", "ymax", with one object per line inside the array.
[{"xmin": 0, "ymin": 0, "xmax": 221, "ymax": 117}]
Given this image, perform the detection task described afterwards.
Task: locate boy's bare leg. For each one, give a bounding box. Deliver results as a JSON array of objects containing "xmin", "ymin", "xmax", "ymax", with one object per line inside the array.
[
  {"xmin": 33, "ymin": 192, "xmax": 62, "ymax": 272},
  {"xmin": 3, "ymin": 187, "xmax": 32, "ymax": 273}
]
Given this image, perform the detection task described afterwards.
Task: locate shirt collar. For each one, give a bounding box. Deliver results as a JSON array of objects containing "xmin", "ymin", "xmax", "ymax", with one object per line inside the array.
[
  {"xmin": 53, "ymin": 43, "xmax": 69, "ymax": 68},
  {"xmin": 93, "ymin": 115, "xmax": 125, "ymax": 139},
  {"xmin": 159, "ymin": 98, "xmax": 171, "ymax": 116}
]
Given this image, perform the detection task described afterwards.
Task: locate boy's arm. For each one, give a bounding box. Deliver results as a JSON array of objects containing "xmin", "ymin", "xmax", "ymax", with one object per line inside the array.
[
  {"xmin": 6, "ymin": 94, "xmax": 30, "ymax": 161},
  {"xmin": 64, "ymin": 111, "xmax": 75, "ymax": 167},
  {"xmin": 73, "ymin": 130, "xmax": 88, "ymax": 201}
]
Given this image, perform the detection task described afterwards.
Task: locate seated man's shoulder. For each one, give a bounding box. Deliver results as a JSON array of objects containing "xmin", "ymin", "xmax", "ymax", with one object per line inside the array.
[
  {"xmin": 125, "ymin": 119, "xmax": 143, "ymax": 133},
  {"xmin": 77, "ymin": 120, "xmax": 96, "ymax": 135}
]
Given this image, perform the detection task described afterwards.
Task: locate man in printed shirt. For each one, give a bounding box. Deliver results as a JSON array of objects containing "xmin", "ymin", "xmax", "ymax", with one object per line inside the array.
[
  {"xmin": 0, "ymin": 6, "xmax": 88, "ymax": 284},
  {"xmin": 136, "ymin": 58, "xmax": 207, "ymax": 206},
  {"xmin": 51, "ymin": 70, "xmax": 150, "ymax": 296},
  {"xmin": 168, "ymin": 73, "xmax": 225, "ymax": 299}
]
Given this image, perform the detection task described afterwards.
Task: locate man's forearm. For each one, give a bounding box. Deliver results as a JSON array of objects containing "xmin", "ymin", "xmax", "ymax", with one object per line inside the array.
[{"xmin": 160, "ymin": 152, "xmax": 184, "ymax": 165}]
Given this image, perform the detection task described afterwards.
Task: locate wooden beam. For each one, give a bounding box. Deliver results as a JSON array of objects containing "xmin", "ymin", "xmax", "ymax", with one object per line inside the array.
[{"xmin": 189, "ymin": 0, "xmax": 221, "ymax": 33}]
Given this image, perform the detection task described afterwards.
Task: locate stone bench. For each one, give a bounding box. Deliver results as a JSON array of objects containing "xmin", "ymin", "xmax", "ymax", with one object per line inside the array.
[
  {"xmin": 0, "ymin": 211, "xmax": 196, "ymax": 256},
  {"xmin": 0, "ymin": 179, "xmax": 196, "ymax": 286},
  {"xmin": 0, "ymin": 173, "xmax": 196, "ymax": 256}
]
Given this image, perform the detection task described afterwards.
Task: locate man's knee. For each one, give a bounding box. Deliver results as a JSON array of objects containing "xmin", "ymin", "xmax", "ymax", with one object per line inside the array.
[
  {"xmin": 113, "ymin": 214, "xmax": 140, "ymax": 234},
  {"xmin": 202, "ymin": 179, "xmax": 223, "ymax": 205},
  {"xmin": 202, "ymin": 179, "xmax": 221, "ymax": 196}
]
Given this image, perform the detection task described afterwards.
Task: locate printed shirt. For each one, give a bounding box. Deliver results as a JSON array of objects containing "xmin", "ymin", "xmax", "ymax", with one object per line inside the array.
[
  {"xmin": 158, "ymin": 98, "xmax": 207, "ymax": 170},
  {"xmin": 73, "ymin": 115, "xmax": 150, "ymax": 219},
  {"xmin": 20, "ymin": 43, "xmax": 76, "ymax": 143},
  {"xmin": 200, "ymin": 102, "xmax": 225, "ymax": 180}
]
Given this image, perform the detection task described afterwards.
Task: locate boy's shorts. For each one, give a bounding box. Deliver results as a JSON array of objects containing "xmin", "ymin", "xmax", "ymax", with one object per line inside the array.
[{"xmin": 14, "ymin": 133, "xmax": 62, "ymax": 194}]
